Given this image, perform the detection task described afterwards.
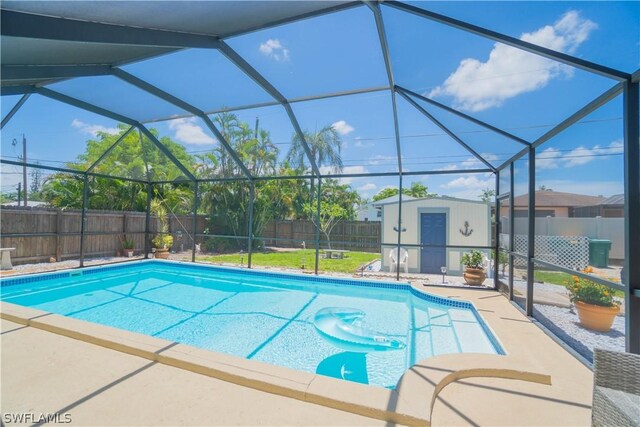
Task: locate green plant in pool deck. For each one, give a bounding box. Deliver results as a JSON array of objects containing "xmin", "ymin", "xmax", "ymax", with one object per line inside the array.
[
  {"xmin": 150, "ymin": 199, "xmax": 173, "ymax": 250},
  {"xmin": 122, "ymin": 239, "xmax": 135, "ymax": 250},
  {"xmin": 565, "ymin": 266, "xmax": 620, "ymax": 332},
  {"xmin": 462, "ymin": 250, "xmax": 485, "ymax": 269},
  {"xmin": 461, "ymin": 250, "xmax": 486, "ymax": 286},
  {"xmin": 565, "ymin": 267, "xmax": 619, "ymax": 308}
]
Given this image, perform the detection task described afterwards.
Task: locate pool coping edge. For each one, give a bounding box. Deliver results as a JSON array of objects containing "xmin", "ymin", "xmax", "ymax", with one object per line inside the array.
[{"xmin": 1, "ymin": 300, "xmax": 551, "ymax": 427}]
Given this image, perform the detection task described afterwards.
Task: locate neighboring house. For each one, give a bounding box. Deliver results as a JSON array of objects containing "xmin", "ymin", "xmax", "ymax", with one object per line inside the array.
[
  {"xmin": 380, "ymin": 196, "xmax": 491, "ymax": 275},
  {"xmin": 500, "ymin": 190, "xmax": 605, "ymax": 218},
  {"xmin": 572, "ymin": 194, "xmax": 624, "ymax": 218},
  {"xmin": 356, "ymin": 195, "xmax": 415, "ymax": 222}
]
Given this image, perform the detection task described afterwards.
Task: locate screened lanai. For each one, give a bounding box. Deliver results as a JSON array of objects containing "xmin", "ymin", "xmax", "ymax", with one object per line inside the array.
[{"xmin": 1, "ymin": 0, "xmax": 638, "ymax": 362}]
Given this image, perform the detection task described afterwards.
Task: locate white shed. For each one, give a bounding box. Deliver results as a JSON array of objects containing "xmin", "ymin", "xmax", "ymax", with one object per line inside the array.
[
  {"xmin": 356, "ymin": 195, "xmax": 415, "ymax": 222},
  {"xmin": 381, "ymin": 196, "xmax": 491, "ymax": 275}
]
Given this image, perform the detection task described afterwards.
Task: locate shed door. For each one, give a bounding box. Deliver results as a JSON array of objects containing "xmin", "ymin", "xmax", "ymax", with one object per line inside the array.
[{"xmin": 420, "ymin": 213, "xmax": 446, "ymax": 274}]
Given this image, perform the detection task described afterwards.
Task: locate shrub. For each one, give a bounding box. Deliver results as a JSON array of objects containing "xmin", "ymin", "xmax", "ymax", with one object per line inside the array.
[
  {"xmin": 566, "ymin": 267, "xmax": 620, "ymax": 307},
  {"xmin": 461, "ymin": 250, "xmax": 485, "ymax": 269}
]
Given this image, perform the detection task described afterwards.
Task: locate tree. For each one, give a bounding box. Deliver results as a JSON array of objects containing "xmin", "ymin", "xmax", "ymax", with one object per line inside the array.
[
  {"xmin": 372, "ymin": 187, "xmax": 399, "ymax": 202},
  {"xmin": 0, "ymin": 192, "xmax": 18, "ymax": 204},
  {"xmin": 405, "ymin": 182, "xmax": 434, "ymax": 198},
  {"xmin": 479, "ymin": 188, "xmax": 495, "ymax": 203},
  {"xmin": 286, "ymin": 125, "xmax": 343, "ymax": 199},
  {"xmin": 303, "ymin": 179, "xmax": 360, "ymax": 249},
  {"xmin": 198, "ymin": 112, "xmax": 284, "ymax": 251},
  {"xmin": 286, "ymin": 125, "xmax": 343, "ymax": 174},
  {"xmin": 29, "ymin": 166, "xmax": 44, "ymax": 201},
  {"xmin": 40, "ymin": 125, "xmax": 195, "ymax": 213},
  {"xmin": 371, "ymin": 182, "xmax": 436, "ymax": 201}
]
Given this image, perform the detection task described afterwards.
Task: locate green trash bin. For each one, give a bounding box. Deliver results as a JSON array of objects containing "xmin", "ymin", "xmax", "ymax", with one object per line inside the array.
[{"xmin": 589, "ymin": 239, "xmax": 612, "ymax": 268}]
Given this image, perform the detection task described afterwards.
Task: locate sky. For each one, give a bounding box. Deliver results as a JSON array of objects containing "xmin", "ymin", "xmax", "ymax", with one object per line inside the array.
[{"xmin": 1, "ymin": 1, "xmax": 638, "ymax": 201}]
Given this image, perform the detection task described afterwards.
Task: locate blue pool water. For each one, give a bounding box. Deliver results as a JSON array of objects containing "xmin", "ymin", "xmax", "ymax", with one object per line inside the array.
[{"xmin": 0, "ymin": 261, "xmax": 503, "ymax": 388}]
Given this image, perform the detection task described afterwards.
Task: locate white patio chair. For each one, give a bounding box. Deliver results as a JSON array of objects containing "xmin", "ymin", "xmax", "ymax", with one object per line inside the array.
[{"xmin": 389, "ymin": 247, "xmax": 408, "ymax": 273}]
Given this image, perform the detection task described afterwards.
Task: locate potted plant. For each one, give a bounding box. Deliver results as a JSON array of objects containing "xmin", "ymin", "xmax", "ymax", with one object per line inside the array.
[
  {"xmin": 461, "ymin": 250, "xmax": 486, "ymax": 286},
  {"xmin": 122, "ymin": 238, "xmax": 135, "ymax": 258},
  {"xmin": 150, "ymin": 199, "xmax": 173, "ymax": 259},
  {"xmin": 566, "ymin": 267, "xmax": 620, "ymax": 332}
]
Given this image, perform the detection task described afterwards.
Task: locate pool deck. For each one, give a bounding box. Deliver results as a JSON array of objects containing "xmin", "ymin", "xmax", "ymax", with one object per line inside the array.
[{"xmin": 1, "ymin": 274, "xmax": 593, "ymax": 426}]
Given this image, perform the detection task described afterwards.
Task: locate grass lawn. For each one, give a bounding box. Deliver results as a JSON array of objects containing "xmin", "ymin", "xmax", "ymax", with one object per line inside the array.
[
  {"xmin": 199, "ymin": 249, "xmax": 380, "ymax": 274},
  {"xmin": 534, "ymin": 270, "xmax": 624, "ymax": 297}
]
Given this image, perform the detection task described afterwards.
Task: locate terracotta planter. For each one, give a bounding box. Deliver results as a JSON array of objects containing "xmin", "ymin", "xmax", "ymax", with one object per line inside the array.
[
  {"xmin": 575, "ymin": 301, "xmax": 620, "ymax": 332},
  {"xmin": 463, "ymin": 267, "xmax": 486, "ymax": 286},
  {"xmin": 155, "ymin": 248, "xmax": 170, "ymax": 259},
  {"xmin": 124, "ymin": 249, "xmax": 134, "ymax": 258}
]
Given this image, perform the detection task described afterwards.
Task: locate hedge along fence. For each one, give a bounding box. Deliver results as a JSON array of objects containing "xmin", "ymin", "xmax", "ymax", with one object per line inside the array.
[
  {"xmin": 0, "ymin": 207, "xmax": 382, "ymax": 265},
  {"xmin": 0, "ymin": 206, "xmax": 206, "ymax": 265}
]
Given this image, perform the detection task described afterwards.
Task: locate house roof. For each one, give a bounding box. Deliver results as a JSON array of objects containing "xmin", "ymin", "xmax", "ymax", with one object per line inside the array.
[
  {"xmin": 513, "ymin": 190, "xmax": 605, "ymax": 207},
  {"xmin": 601, "ymin": 194, "xmax": 624, "ymax": 206}
]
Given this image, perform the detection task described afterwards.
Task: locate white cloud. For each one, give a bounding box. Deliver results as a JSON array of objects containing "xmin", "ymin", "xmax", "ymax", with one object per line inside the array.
[
  {"xmin": 168, "ymin": 118, "xmax": 215, "ymax": 145},
  {"xmin": 536, "ymin": 140, "xmax": 623, "ymax": 169},
  {"xmin": 436, "ymin": 164, "xmax": 459, "ymax": 171},
  {"xmin": 536, "ymin": 147, "xmax": 562, "ymax": 169},
  {"xmin": 439, "ymin": 174, "xmax": 495, "ymax": 199},
  {"xmin": 430, "ymin": 11, "xmax": 596, "ymax": 112},
  {"xmin": 564, "ymin": 140, "xmax": 623, "ymax": 167},
  {"xmin": 354, "ymin": 137, "xmax": 373, "ymax": 148},
  {"xmin": 368, "ymin": 155, "xmax": 397, "ymax": 166},
  {"xmin": 71, "ymin": 119, "xmax": 119, "ymax": 137},
  {"xmin": 441, "ymin": 175, "xmax": 494, "ymax": 190},
  {"xmin": 319, "ymin": 165, "xmax": 368, "ymax": 185},
  {"xmin": 358, "ymin": 183, "xmax": 377, "ymax": 191},
  {"xmin": 460, "ymin": 153, "xmax": 498, "ymax": 169},
  {"xmin": 259, "ymin": 38, "xmax": 290, "ymax": 62},
  {"xmin": 331, "ymin": 120, "xmax": 354, "ymax": 136}
]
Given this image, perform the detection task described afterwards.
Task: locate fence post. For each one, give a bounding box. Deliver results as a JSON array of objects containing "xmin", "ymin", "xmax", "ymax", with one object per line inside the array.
[
  {"xmin": 79, "ymin": 174, "xmax": 89, "ymax": 267},
  {"xmin": 56, "ymin": 209, "xmax": 63, "ymax": 262},
  {"xmin": 192, "ymin": 181, "xmax": 198, "ymax": 263},
  {"xmin": 144, "ymin": 183, "xmax": 151, "ymax": 259},
  {"xmin": 314, "ymin": 177, "xmax": 321, "ymax": 275},
  {"xmin": 494, "ymin": 170, "xmax": 500, "ymax": 290},
  {"xmin": 247, "ymin": 181, "xmax": 254, "ymax": 268},
  {"xmin": 396, "ymin": 174, "xmax": 403, "ymax": 281},
  {"xmin": 526, "ymin": 146, "xmax": 536, "ymax": 316},
  {"xmin": 509, "ymin": 162, "xmax": 515, "ymax": 301},
  {"xmin": 623, "ymin": 78, "xmax": 639, "ymax": 354},
  {"xmin": 123, "ymin": 212, "xmax": 127, "ymax": 246}
]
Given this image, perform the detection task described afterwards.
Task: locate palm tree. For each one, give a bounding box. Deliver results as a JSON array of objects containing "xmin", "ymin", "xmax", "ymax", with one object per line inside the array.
[
  {"xmin": 286, "ymin": 125, "xmax": 343, "ymax": 198},
  {"xmin": 286, "ymin": 125, "xmax": 343, "ymax": 174}
]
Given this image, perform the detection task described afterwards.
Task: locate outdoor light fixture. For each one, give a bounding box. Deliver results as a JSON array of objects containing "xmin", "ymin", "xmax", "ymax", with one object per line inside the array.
[{"xmin": 441, "ymin": 266, "xmax": 448, "ymax": 284}]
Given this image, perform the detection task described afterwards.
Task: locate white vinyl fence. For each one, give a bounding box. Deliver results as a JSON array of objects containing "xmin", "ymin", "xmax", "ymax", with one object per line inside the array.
[{"xmin": 500, "ymin": 217, "xmax": 624, "ymax": 264}]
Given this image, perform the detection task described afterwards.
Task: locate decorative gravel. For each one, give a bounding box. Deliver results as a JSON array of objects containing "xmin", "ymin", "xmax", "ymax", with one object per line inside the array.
[{"xmin": 533, "ymin": 303, "xmax": 625, "ymax": 363}]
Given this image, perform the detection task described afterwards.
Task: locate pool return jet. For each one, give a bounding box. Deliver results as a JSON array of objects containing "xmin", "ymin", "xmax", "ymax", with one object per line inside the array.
[{"xmin": 313, "ymin": 307, "xmax": 406, "ymax": 352}]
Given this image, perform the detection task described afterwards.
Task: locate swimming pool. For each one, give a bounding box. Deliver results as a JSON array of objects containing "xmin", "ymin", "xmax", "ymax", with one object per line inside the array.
[{"xmin": 0, "ymin": 260, "xmax": 503, "ymax": 389}]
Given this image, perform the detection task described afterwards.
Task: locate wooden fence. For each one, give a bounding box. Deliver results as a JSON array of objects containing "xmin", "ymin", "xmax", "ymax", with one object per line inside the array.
[
  {"xmin": 0, "ymin": 207, "xmax": 382, "ymax": 264},
  {"xmin": 0, "ymin": 206, "xmax": 206, "ymax": 264},
  {"xmin": 259, "ymin": 220, "xmax": 381, "ymax": 252}
]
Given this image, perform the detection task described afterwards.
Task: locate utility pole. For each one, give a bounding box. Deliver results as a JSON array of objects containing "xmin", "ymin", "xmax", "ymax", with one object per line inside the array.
[{"xmin": 22, "ymin": 134, "xmax": 27, "ymax": 206}]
